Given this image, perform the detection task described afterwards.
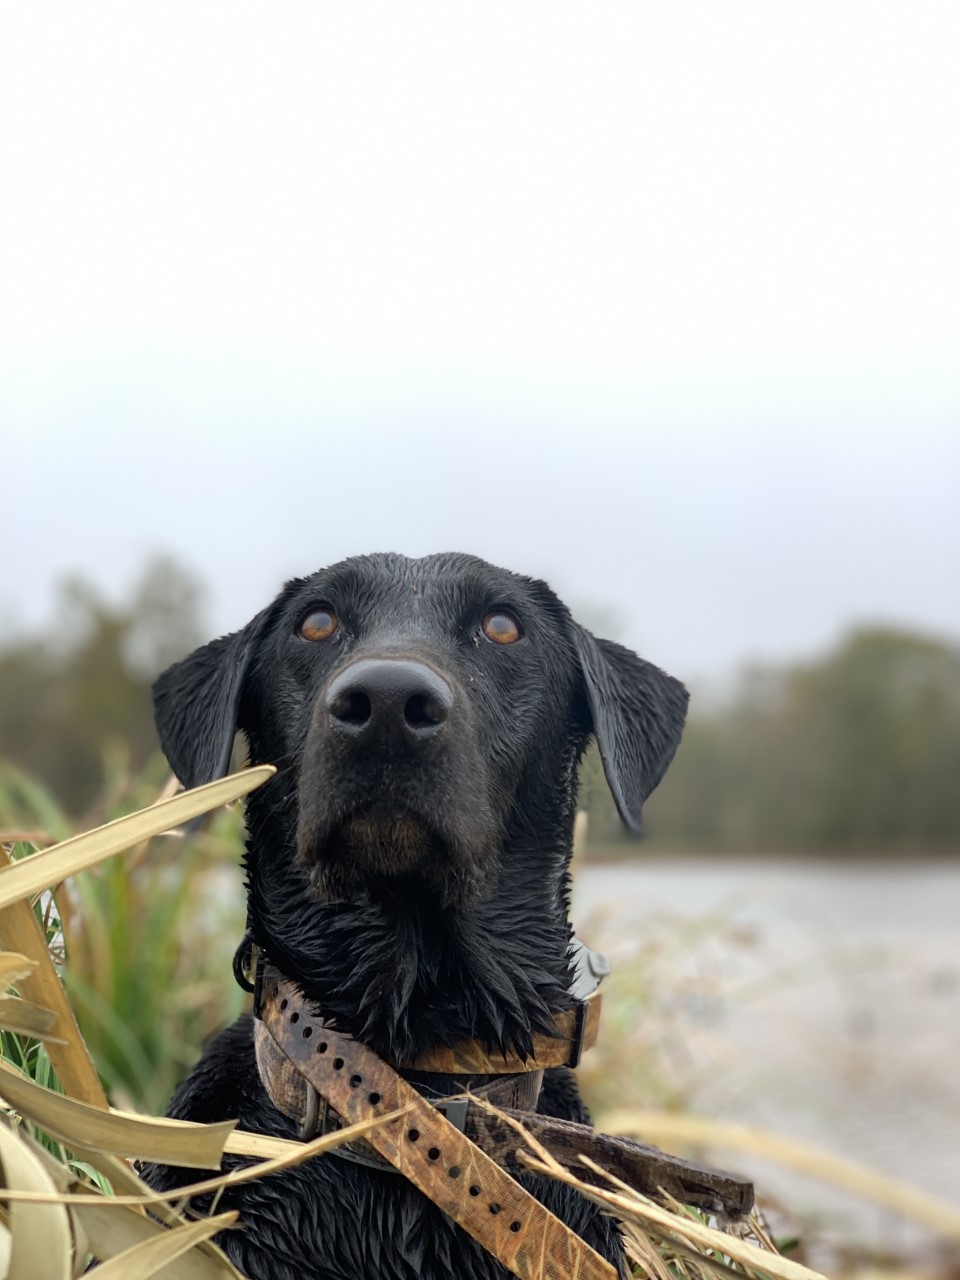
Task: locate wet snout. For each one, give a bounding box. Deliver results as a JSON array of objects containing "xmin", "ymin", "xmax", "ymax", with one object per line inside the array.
[
  {"xmin": 298, "ymin": 653, "xmax": 499, "ymax": 904},
  {"xmin": 325, "ymin": 658, "xmax": 453, "ymax": 749}
]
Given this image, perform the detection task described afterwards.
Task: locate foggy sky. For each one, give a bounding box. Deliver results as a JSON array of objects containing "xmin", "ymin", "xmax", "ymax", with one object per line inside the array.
[{"xmin": 2, "ymin": 3, "xmax": 958, "ymax": 682}]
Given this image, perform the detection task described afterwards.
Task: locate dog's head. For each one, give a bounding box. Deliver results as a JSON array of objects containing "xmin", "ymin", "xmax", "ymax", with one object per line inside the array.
[{"xmin": 153, "ymin": 552, "xmax": 687, "ymax": 909}]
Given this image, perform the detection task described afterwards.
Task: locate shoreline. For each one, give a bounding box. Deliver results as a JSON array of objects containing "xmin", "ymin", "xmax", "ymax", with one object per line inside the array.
[{"xmin": 580, "ymin": 846, "xmax": 960, "ymax": 866}]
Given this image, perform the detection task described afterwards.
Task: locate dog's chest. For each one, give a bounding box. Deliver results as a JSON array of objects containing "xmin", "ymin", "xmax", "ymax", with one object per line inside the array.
[
  {"xmin": 195, "ymin": 1066, "xmax": 618, "ymax": 1280},
  {"xmin": 217, "ymin": 1157, "xmax": 505, "ymax": 1280},
  {"xmin": 217, "ymin": 1138, "xmax": 615, "ymax": 1280}
]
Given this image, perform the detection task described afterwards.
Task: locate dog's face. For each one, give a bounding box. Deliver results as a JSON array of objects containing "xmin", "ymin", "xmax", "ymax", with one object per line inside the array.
[
  {"xmin": 259, "ymin": 553, "xmax": 590, "ymax": 905},
  {"xmin": 153, "ymin": 552, "xmax": 688, "ymax": 910}
]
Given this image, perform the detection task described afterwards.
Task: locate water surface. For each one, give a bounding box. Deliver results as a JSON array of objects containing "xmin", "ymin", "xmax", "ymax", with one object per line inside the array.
[{"xmin": 574, "ymin": 858, "xmax": 960, "ymax": 1254}]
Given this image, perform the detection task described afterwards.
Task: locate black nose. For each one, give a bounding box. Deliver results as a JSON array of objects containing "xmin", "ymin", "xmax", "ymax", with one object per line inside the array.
[{"xmin": 325, "ymin": 659, "xmax": 453, "ymax": 746}]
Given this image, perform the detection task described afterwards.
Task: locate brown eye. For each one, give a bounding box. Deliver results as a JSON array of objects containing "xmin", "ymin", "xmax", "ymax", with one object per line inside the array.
[
  {"xmin": 481, "ymin": 611, "xmax": 522, "ymax": 645},
  {"xmin": 300, "ymin": 608, "xmax": 338, "ymax": 641}
]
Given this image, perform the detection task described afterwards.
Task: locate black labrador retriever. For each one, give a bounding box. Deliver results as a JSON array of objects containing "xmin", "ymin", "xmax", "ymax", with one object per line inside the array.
[{"xmin": 145, "ymin": 551, "xmax": 687, "ymax": 1280}]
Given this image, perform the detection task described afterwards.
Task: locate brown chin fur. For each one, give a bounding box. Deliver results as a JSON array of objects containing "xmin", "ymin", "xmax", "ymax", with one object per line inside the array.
[
  {"xmin": 338, "ymin": 811, "xmax": 432, "ymax": 875},
  {"xmin": 302, "ymin": 812, "xmax": 494, "ymax": 910}
]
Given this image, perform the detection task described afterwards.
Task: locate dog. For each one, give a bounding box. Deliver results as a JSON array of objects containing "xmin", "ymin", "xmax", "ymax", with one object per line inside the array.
[{"xmin": 144, "ymin": 551, "xmax": 688, "ymax": 1280}]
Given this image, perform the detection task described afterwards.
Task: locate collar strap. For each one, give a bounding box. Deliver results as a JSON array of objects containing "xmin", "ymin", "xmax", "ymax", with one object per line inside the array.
[
  {"xmin": 250, "ymin": 947, "xmax": 601, "ymax": 1074},
  {"xmin": 401, "ymin": 994, "xmax": 601, "ymax": 1073},
  {"xmin": 254, "ymin": 1010, "xmax": 543, "ymax": 1154},
  {"xmin": 254, "ymin": 967, "xmax": 755, "ymax": 1221},
  {"xmin": 259, "ymin": 970, "xmax": 619, "ymax": 1280}
]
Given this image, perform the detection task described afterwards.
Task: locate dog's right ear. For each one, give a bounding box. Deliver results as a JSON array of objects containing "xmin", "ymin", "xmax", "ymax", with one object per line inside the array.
[
  {"xmin": 573, "ymin": 626, "xmax": 689, "ymax": 836},
  {"xmin": 152, "ymin": 610, "xmax": 268, "ymax": 789}
]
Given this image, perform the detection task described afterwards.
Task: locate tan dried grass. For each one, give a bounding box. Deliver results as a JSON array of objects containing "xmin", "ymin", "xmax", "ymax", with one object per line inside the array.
[{"xmin": 0, "ymin": 768, "xmax": 953, "ymax": 1277}]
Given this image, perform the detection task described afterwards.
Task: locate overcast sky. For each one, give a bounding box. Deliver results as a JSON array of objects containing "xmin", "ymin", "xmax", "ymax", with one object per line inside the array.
[{"xmin": 2, "ymin": 2, "xmax": 958, "ymax": 682}]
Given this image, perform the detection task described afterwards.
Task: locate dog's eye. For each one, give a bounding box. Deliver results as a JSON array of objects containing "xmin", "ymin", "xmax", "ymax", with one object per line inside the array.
[
  {"xmin": 480, "ymin": 611, "xmax": 522, "ymax": 645},
  {"xmin": 300, "ymin": 608, "xmax": 339, "ymax": 642}
]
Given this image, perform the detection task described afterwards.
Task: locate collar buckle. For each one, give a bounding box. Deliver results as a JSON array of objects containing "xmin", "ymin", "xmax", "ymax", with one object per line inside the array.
[
  {"xmin": 252, "ymin": 946, "xmax": 266, "ymax": 1020},
  {"xmin": 436, "ymin": 1097, "xmax": 469, "ymax": 1133},
  {"xmin": 565, "ymin": 999, "xmax": 588, "ymax": 1069}
]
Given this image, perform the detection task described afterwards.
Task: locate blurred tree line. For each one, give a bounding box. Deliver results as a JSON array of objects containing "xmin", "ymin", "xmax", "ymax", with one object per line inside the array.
[
  {"xmin": 1, "ymin": 557, "xmax": 958, "ymax": 851},
  {"xmin": 585, "ymin": 627, "xmax": 960, "ymax": 853},
  {"xmin": 0, "ymin": 557, "xmax": 205, "ymax": 815}
]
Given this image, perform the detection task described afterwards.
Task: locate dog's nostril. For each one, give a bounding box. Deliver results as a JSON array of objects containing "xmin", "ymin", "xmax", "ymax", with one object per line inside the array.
[
  {"xmin": 324, "ymin": 659, "xmax": 453, "ymax": 745},
  {"xmin": 404, "ymin": 692, "xmax": 446, "ymax": 731},
  {"xmin": 329, "ymin": 689, "xmax": 371, "ymax": 727}
]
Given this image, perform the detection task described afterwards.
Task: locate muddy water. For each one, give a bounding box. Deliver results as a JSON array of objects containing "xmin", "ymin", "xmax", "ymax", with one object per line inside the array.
[{"xmin": 574, "ymin": 859, "xmax": 960, "ymax": 1256}]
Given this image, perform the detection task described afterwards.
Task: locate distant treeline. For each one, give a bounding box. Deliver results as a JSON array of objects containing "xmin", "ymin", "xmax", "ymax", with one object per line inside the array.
[
  {"xmin": 583, "ymin": 626, "xmax": 960, "ymax": 854},
  {"xmin": 0, "ymin": 557, "xmax": 205, "ymax": 814},
  {"xmin": 2, "ymin": 558, "xmax": 959, "ymax": 852}
]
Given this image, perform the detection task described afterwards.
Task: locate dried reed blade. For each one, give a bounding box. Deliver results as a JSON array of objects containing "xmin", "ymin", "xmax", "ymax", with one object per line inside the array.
[
  {"xmin": 109, "ymin": 1115, "xmax": 314, "ymax": 1161},
  {"xmin": 0, "ymin": 767, "xmax": 276, "ymax": 912},
  {"xmin": 0, "ymin": 846, "xmax": 108, "ymax": 1109},
  {"xmin": 0, "ymin": 994, "xmax": 61, "ymax": 1041},
  {"xmin": 0, "ymin": 1063, "xmax": 237, "ymax": 1168},
  {"xmin": 87, "ymin": 1211, "xmax": 238, "ymax": 1279},
  {"xmin": 0, "ymin": 1119, "xmax": 72, "ymax": 1280},
  {"xmin": 622, "ymin": 1221, "xmax": 676, "ymax": 1280},
  {"xmin": 103, "ymin": 1111, "xmax": 305, "ymax": 1162},
  {"xmin": 222, "ymin": 1129, "xmax": 303, "ymax": 1160},
  {"xmin": 601, "ymin": 1109, "xmax": 960, "ymax": 1243},
  {"xmin": 73, "ymin": 1196, "xmax": 244, "ymax": 1280},
  {"xmin": 0, "ymin": 954, "xmax": 36, "ymax": 986},
  {"xmin": 0, "ymin": 1106, "xmax": 410, "ymax": 1207},
  {"xmin": 518, "ymin": 1149, "xmax": 828, "ymax": 1280},
  {"xmin": 650, "ymin": 1233, "xmax": 743, "ymax": 1280}
]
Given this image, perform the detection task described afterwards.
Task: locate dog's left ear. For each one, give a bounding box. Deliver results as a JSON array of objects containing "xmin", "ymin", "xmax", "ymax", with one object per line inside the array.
[
  {"xmin": 573, "ymin": 627, "xmax": 689, "ymax": 834},
  {"xmin": 152, "ymin": 608, "xmax": 270, "ymax": 790}
]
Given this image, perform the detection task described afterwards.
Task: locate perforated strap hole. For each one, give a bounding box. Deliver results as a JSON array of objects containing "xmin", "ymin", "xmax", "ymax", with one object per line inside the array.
[
  {"xmin": 279, "ymin": 998, "xmax": 288, "ymax": 1012},
  {"xmin": 317, "ymin": 1042, "xmax": 327, "ymax": 1054},
  {"xmin": 448, "ymin": 1166, "xmax": 460, "ymax": 1179},
  {"xmin": 332, "ymin": 1057, "xmax": 344, "ymax": 1070},
  {"xmin": 489, "ymin": 1203, "xmax": 501, "ymax": 1215},
  {"xmin": 290, "ymin": 1010, "xmax": 299, "ymax": 1024},
  {"xmin": 302, "ymin": 1026, "xmax": 312, "ymax": 1039},
  {"xmin": 468, "ymin": 1185, "xmax": 481, "ymax": 1197},
  {"xmin": 510, "ymin": 1221, "xmax": 521, "ymax": 1233},
  {"xmin": 350, "ymin": 1074, "xmax": 362, "ymax": 1088},
  {"xmin": 427, "ymin": 1147, "xmax": 440, "ymax": 1161},
  {"xmin": 407, "ymin": 1128, "xmax": 420, "ymax": 1143},
  {"xmin": 368, "ymin": 1092, "xmax": 381, "ymax": 1105}
]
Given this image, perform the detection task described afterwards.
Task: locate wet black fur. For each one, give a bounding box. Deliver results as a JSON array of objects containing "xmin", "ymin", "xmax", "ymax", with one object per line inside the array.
[{"xmin": 143, "ymin": 552, "xmax": 688, "ymax": 1280}]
